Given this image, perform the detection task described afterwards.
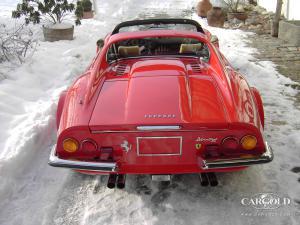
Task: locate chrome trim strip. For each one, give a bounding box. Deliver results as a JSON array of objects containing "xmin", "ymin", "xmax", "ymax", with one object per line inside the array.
[
  {"xmin": 108, "ymin": 55, "xmax": 200, "ymax": 65},
  {"xmin": 91, "ymin": 128, "xmax": 228, "ymax": 134},
  {"xmin": 136, "ymin": 125, "xmax": 181, "ymax": 131},
  {"xmin": 136, "ymin": 136, "xmax": 182, "ymax": 156},
  {"xmin": 202, "ymin": 142, "xmax": 273, "ymax": 169},
  {"xmin": 48, "ymin": 145, "xmax": 117, "ymax": 172},
  {"xmin": 221, "ymin": 136, "xmax": 238, "ymax": 145}
]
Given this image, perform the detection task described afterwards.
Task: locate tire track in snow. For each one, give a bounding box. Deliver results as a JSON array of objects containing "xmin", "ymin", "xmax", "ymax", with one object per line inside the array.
[
  {"xmin": 196, "ymin": 17, "xmax": 300, "ymax": 224},
  {"xmin": 0, "ymin": 18, "xmax": 109, "ymax": 225}
]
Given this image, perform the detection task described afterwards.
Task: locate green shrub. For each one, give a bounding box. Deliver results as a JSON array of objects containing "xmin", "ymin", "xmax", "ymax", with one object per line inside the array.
[
  {"xmin": 82, "ymin": 0, "xmax": 92, "ymax": 12},
  {"xmin": 75, "ymin": 0, "xmax": 93, "ymax": 24},
  {"xmin": 75, "ymin": 1, "xmax": 84, "ymax": 25},
  {"xmin": 12, "ymin": 0, "xmax": 77, "ymax": 25}
]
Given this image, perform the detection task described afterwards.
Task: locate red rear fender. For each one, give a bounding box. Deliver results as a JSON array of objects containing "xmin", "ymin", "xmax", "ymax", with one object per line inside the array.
[
  {"xmin": 56, "ymin": 91, "xmax": 67, "ymax": 130},
  {"xmin": 251, "ymin": 87, "xmax": 265, "ymax": 129}
]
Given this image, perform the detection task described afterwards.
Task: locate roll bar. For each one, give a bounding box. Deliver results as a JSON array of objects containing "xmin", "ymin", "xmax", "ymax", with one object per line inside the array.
[{"xmin": 111, "ymin": 18, "xmax": 205, "ymax": 35}]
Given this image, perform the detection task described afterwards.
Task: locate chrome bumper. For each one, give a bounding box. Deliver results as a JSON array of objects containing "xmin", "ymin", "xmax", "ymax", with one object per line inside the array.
[
  {"xmin": 48, "ymin": 146, "xmax": 117, "ymax": 172},
  {"xmin": 49, "ymin": 142, "xmax": 273, "ymax": 172},
  {"xmin": 203, "ymin": 142, "xmax": 273, "ymax": 169}
]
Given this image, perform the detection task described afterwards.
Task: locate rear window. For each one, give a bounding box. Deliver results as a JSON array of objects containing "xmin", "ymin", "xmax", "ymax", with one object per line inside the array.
[
  {"xmin": 118, "ymin": 24, "xmax": 198, "ymax": 33},
  {"xmin": 106, "ymin": 37, "xmax": 210, "ymax": 63}
]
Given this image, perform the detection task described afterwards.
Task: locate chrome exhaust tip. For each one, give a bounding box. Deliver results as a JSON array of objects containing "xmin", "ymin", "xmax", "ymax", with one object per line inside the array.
[
  {"xmin": 116, "ymin": 174, "xmax": 126, "ymax": 189},
  {"xmin": 207, "ymin": 172, "xmax": 218, "ymax": 186},
  {"xmin": 107, "ymin": 174, "xmax": 117, "ymax": 189},
  {"xmin": 199, "ymin": 173, "xmax": 209, "ymax": 186}
]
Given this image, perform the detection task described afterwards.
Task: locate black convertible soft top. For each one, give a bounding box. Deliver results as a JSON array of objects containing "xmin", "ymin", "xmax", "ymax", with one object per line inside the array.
[{"xmin": 111, "ymin": 18, "xmax": 205, "ymax": 35}]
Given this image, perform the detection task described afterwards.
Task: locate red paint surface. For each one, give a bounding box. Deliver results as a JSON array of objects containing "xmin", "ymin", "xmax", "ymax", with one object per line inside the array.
[{"xmin": 55, "ymin": 28, "xmax": 266, "ymax": 175}]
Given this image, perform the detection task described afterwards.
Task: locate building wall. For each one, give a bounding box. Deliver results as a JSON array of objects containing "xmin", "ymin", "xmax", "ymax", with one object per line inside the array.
[
  {"xmin": 257, "ymin": 0, "xmax": 277, "ymax": 12},
  {"xmin": 287, "ymin": 0, "xmax": 300, "ymax": 20},
  {"xmin": 258, "ymin": 0, "xmax": 300, "ymax": 20}
]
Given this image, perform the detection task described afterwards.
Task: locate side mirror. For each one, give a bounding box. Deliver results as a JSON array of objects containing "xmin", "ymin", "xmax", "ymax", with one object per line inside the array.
[
  {"xmin": 96, "ymin": 39, "xmax": 104, "ymax": 52},
  {"xmin": 210, "ymin": 35, "xmax": 219, "ymax": 48}
]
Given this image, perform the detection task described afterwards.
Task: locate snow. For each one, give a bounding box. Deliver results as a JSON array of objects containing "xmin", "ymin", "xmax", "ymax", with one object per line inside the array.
[
  {"xmin": 0, "ymin": 0, "xmax": 300, "ymax": 225},
  {"xmin": 0, "ymin": 0, "xmax": 17, "ymax": 17}
]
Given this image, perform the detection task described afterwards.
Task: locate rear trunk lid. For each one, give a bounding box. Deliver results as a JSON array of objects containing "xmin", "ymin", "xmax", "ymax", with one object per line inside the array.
[{"xmin": 89, "ymin": 59, "xmax": 229, "ymax": 131}]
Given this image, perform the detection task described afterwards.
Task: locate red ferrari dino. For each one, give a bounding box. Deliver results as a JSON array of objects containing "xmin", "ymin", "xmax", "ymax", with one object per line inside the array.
[{"xmin": 49, "ymin": 19, "xmax": 273, "ymax": 188}]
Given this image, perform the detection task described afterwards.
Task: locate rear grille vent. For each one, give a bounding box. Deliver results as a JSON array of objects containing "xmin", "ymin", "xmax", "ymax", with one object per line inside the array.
[
  {"xmin": 115, "ymin": 64, "xmax": 128, "ymax": 76},
  {"xmin": 190, "ymin": 63, "xmax": 202, "ymax": 73}
]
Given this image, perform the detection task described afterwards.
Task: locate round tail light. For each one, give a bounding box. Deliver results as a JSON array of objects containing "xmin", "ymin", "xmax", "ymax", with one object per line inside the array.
[
  {"xmin": 221, "ymin": 137, "xmax": 239, "ymax": 151},
  {"xmin": 63, "ymin": 138, "xmax": 79, "ymax": 153},
  {"xmin": 241, "ymin": 135, "xmax": 257, "ymax": 150},
  {"xmin": 81, "ymin": 139, "xmax": 97, "ymax": 151}
]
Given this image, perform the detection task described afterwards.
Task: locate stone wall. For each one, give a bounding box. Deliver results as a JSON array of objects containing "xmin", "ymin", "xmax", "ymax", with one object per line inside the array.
[{"xmin": 278, "ymin": 20, "xmax": 300, "ymax": 46}]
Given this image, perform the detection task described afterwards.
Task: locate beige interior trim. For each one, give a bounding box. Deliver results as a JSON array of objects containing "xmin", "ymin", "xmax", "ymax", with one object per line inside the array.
[
  {"xmin": 118, "ymin": 46, "xmax": 140, "ymax": 57},
  {"xmin": 179, "ymin": 43, "xmax": 203, "ymax": 54}
]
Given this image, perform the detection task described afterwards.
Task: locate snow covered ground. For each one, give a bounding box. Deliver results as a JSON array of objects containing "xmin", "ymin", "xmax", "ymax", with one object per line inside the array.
[{"xmin": 0, "ymin": 0, "xmax": 299, "ymax": 225}]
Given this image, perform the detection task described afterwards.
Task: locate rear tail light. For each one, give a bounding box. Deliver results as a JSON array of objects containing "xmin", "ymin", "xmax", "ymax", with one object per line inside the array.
[
  {"xmin": 63, "ymin": 138, "xmax": 79, "ymax": 153},
  {"xmin": 81, "ymin": 139, "xmax": 98, "ymax": 151},
  {"xmin": 221, "ymin": 137, "xmax": 239, "ymax": 151},
  {"xmin": 241, "ymin": 135, "xmax": 257, "ymax": 150}
]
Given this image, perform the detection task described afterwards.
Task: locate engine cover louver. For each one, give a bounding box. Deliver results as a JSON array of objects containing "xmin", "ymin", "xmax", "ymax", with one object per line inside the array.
[
  {"xmin": 115, "ymin": 64, "xmax": 128, "ymax": 76},
  {"xmin": 189, "ymin": 63, "xmax": 202, "ymax": 73}
]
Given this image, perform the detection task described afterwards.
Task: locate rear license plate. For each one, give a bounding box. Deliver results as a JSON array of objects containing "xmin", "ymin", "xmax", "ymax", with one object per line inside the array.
[
  {"xmin": 137, "ymin": 136, "xmax": 182, "ymax": 156},
  {"xmin": 151, "ymin": 175, "xmax": 171, "ymax": 182}
]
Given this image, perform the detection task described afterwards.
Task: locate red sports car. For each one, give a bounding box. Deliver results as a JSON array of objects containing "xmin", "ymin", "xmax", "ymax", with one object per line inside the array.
[{"xmin": 49, "ymin": 19, "xmax": 273, "ymax": 188}]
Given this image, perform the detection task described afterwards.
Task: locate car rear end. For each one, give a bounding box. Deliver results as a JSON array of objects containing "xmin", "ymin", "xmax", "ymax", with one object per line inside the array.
[
  {"xmin": 50, "ymin": 122, "xmax": 272, "ymax": 175},
  {"xmin": 49, "ymin": 20, "xmax": 273, "ymax": 187}
]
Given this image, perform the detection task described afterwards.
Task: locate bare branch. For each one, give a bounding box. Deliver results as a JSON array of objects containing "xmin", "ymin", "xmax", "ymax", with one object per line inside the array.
[{"xmin": 0, "ymin": 23, "xmax": 37, "ymax": 64}]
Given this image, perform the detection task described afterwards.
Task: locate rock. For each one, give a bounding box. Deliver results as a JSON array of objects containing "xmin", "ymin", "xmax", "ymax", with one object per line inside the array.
[
  {"xmin": 248, "ymin": 11, "xmax": 259, "ymax": 16},
  {"xmin": 248, "ymin": 24, "xmax": 257, "ymax": 30},
  {"xmin": 223, "ymin": 22, "xmax": 230, "ymax": 28},
  {"xmin": 243, "ymin": 4, "xmax": 255, "ymax": 11},
  {"xmin": 223, "ymin": 2, "xmax": 275, "ymax": 34},
  {"xmin": 253, "ymin": 5, "xmax": 266, "ymax": 14},
  {"xmin": 237, "ymin": 5, "xmax": 245, "ymax": 12},
  {"xmin": 255, "ymin": 29, "xmax": 265, "ymax": 35},
  {"xmin": 245, "ymin": 16, "xmax": 261, "ymax": 25},
  {"xmin": 237, "ymin": 23, "xmax": 245, "ymax": 29},
  {"xmin": 262, "ymin": 10, "xmax": 270, "ymax": 15},
  {"xmin": 287, "ymin": 47, "xmax": 298, "ymax": 51},
  {"xmin": 231, "ymin": 18, "xmax": 242, "ymax": 25},
  {"xmin": 264, "ymin": 21, "xmax": 271, "ymax": 30}
]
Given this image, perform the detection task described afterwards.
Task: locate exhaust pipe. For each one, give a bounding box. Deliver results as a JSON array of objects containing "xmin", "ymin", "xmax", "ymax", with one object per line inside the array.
[
  {"xmin": 107, "ymin": 174, "xmax": 117, "ymax": 189},
  {"xmin": 199, "ymin": 173, "xmax": 209, "ymax": 186},
  {"xmin": 116, "ymin": 174, "xmax": 126, "ymax": 189},
  {"xmin": 207, "ymin": 172, "xmax": 218, "ymax": 186}
]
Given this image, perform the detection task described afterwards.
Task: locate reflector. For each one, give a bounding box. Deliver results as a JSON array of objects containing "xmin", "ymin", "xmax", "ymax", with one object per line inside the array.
[
  {"xmin": 63, "ymin": 138, "xmax": 79, "ymax": 153},
  {"xmin": 241, "ymin": 135, "xmax": 257, "ymax": 150}
]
